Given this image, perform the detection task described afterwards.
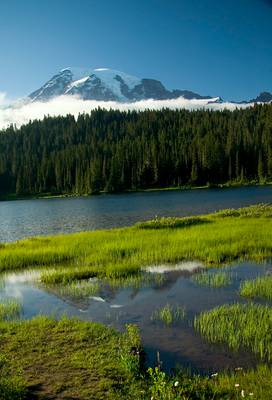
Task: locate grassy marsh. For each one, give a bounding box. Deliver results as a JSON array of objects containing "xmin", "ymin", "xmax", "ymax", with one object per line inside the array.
[
  {"xmin": 192, "ymin": 270, "xmax": 233, "ymax": 288},
  {"xmin": 0, "ymin": 300, "xmax": 22, "ymax": 321},
  {"xmin": 151, "ymin": 304, "xmax": 186, "ymax": 326},
  {"xmin": 240, "ymin": 275, "xmax": 272, "ymax": 301},
  {"xmin": 194, "ymin": 303, "xmax": 272, "ymax": 362},
  {"xmin": 0, "ymin": 204, "xmax": 271, "ymax": 286},
  {"xmin": 0, "ymin": 204, "xmax": 272, "ymax": 398}
]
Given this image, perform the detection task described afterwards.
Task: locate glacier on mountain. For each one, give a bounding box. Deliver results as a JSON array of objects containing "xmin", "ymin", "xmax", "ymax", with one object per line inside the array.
[{"xmin": 28, "ymin": 67, "xmax": 218, "ymax": 103}]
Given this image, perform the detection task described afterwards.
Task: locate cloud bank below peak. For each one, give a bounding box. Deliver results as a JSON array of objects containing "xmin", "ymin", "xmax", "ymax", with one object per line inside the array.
[{"xmin": 0, "ymin": 95, "xmax": 253, "ymax": 130}]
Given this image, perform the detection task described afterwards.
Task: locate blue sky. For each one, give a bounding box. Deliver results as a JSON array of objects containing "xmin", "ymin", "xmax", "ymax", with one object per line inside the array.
[{"xmin": 0, "ymin": 0, "xmax": 271, "ymax": 101}]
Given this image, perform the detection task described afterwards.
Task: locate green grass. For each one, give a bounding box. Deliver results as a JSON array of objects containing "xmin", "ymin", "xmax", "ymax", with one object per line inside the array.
[
  {"xmin": 240, "ymin": 275, "xmax": 272, "ymax": 301},
  {"xmin": 136, "ymin": 216, "xmax": 207, "ymax": 229},
  {"xmin": 0, "ymin": 355, "xmax": 26, "ymax": 400},
  {"xmin": 3, "ymin": 311, "xmax": 272, "ymax": 400},
  {"xmin": 1, "ymin": 204, "xmax": 272, "ymax": 398},
  {"xmin": 0, "ymin": 204, "xmax": 271, "ymax": 286},
  {"xmin": 147, "ymin": 364, "xmax": 272, "ymax": 400},
  {"xmin": 192, "ymin": 270, "xmax": 233, "ymax": 288},
  {"xmin": 151, "ymin": 304, "xmax": 186, "ymax": 326},
  {"xmin": 0, "ymin": 316, "xmax": 143, "ymax": 400},
  {"xmin": 0, "ymin": 305, "xmax": 271, "ymax": 399},
  {"xmin": 0, "ymin": 300, "xmax": 22, "ymax": 321},
  {"xmin": 194, "ymin": 303, "xmax": 272, "ymax": 362}
]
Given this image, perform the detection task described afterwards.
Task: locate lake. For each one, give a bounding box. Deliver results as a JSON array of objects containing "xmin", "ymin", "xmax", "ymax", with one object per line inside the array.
[
  {"xmin": 0, "ymin": 185, "xmax": 272, "ymax": 242},
  {"xmin": 0, "ymin": 261, "xmax": 270, "ymax": 373}
]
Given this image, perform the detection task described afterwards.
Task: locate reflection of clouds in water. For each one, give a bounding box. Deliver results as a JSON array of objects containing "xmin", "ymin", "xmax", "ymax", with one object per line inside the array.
[
  {"xmin": 144, "ymin": 261, "xmax": 203, "ymax": 274},
  {"xmin": 2, "ymin": 285, "xmax": 24, "ymax": 299},
  {"xmin": 4, "ymin": 270, "xmax": 41, "ymax": 284}
]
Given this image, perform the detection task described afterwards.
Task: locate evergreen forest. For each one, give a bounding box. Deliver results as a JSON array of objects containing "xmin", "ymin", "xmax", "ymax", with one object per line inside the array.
[{"xmin": 0, "ymin": 104, "xmax": 271, "ymax": 196}]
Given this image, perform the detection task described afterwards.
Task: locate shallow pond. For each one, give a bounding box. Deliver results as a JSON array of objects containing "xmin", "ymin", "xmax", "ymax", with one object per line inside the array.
[
  {"xmin": 1, "ymin": 261, "xmax": 271, "ymax": 374},
  {"xmin": 1, "ymin": 185, "xmax": 272, "ymax": 242}
]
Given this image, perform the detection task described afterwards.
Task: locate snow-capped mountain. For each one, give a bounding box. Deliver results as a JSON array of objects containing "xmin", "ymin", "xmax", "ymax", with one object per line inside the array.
[{"xmin": 28, "ymin": 67, "xmax": 220, "ymax": 103}]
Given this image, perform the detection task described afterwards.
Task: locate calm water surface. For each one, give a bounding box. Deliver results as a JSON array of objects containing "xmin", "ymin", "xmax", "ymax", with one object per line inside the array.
[
  {"xmin": 0, "ymin": 185, "xmax": 272, "ymax": 242},
  {"xmin": 1, "ymin": 262, "xmax": 271, "ymax": 373}
]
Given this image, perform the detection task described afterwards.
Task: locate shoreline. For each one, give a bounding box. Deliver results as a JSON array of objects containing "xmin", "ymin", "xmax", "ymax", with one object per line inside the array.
[{"xmin": 0, "ymin": 181, "xmax": 271, "ymax": 202}]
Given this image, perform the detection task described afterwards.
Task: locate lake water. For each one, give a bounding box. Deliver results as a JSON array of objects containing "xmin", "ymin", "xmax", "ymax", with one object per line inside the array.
[
  {"xmin": 0, "ymin": 185, "xmax": 272, "ymax": 242},
  {"xmin": 0, "ymin": 261, "xmax": 271, "ymax": 373}
]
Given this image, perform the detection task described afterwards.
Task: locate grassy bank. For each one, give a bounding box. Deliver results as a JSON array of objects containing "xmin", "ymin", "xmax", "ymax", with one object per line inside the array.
[
  {"xmin": 194, "ymin": 303, "xmax": 272, "ymax": 362},
  {"xmin": 0, "ymin": 316, "xmax": 143, "ymax": 400},
  {"xmin": 146, "ymin": 364, "xmax": 272, "ymax": 400},
  {"xmin": 240, "ymin": 275, "xmax": 272, "ymax": 300},
  {"xmin": 0, "ymin": 181, "xmax": 271, "ymax": 202},
  {"xmin": 1, "ymin": 312, "xmax": 272, "ymax": 399},
  {"xmin": 0, "ymin": 204, "xmax": 271, "ymax": 285}
]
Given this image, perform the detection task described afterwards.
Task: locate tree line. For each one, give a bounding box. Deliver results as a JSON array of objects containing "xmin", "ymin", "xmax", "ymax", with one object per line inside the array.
[{"xmin": 0, "ymin": 105, "xmax": 271, "ymax": 196}]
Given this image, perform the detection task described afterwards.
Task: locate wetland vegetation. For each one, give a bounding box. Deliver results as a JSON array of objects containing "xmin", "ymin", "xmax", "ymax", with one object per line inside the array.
[
  {"xmin": 0, "ymin": 300, "xmax": 22, "ymax": 321},
  {"xmin": 151, "ymin": 304, "xmax": 186, "ymax": 326},
  {"xmin": 194, "ymin": 303, "xmax": 272, "ymax": 361},
  {"xmin": 0, "ymin": 203, "xmax": 272, "ymax": 399},
  {"xmin": 191, "ymin": 270, "xmax": 234, "ymax": 288},
  {"xmin": 240, "ymin": 275, "xmax": 272, "ymax": 301},
  {"xmin": 0, "ymin": 204, "xmax": 271, "ymax": 283}
]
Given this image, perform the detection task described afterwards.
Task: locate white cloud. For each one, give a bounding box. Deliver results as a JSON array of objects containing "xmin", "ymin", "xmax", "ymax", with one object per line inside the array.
[
  {"xmin": 0, "ymin": 95, "xmax": 252, "ymax": 130},
  {"xmin": 0, "ymin": 92, "xmax": 8, "ymax": 106}
]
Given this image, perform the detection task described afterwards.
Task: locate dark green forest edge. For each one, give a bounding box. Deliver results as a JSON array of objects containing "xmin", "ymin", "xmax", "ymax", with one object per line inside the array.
[
  {"xmin": 0, "ymin": 104, "xmax": 272, "ymax": 197},
  {"xmin": 1, "ymin": 205, "xmax": 272, "ymax": 399}
]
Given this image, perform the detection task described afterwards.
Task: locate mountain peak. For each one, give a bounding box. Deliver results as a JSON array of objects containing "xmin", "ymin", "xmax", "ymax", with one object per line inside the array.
[
  {"xmin": 28, "ymin": 67, "xmax": 271, "ymax": 105},
  {"xmin": 28, "ymin": 67, "xmax": 219, "ymax": 103},
  {"xmin": 251, "ymin": 91, "xmax": 272, "ymax": 103}
]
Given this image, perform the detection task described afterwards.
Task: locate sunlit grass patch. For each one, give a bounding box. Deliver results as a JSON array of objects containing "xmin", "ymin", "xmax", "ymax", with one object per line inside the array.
[
  {"xmin": 240, "ymin": 275, "xmax": 272, "ymax": 300},
  {"xmin": 194, "ymin": 303, "xmax": 272, "ymax": 361},
  {"xmin": 151, "ymin": 304, "xmax": 186, "ymax": 326},
  {"xmin": 192, "ymin": 270, "xmax": 233, "ymax": 288},
  {"xmin": 212, "ymin": 203, "xmax": 272, "ymax": 219},
  {"xmin": 136, "ymin": 216, "xmax": 208, "ymax": 229},
  {"xmin": 1, "ymin": 204, "xmax": 272, "ymax": 285},
  {"xmin": 0, "ymin": 300, "xmax": 22, "ymax": 321},
  {"xmin": 40, "ymin": 266, "xmax": 101, "ymax": 285}
]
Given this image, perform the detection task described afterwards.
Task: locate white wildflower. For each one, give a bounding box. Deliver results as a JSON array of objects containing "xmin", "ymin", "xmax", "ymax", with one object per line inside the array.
[
  {"xmin": 235, "ymin": 383, "xmax": 240, "ymax": 387},
  {"xmin": 241, "ymin": 389, "xmax": 245, "ymax": 398},
  {"xmin": 174, "ymin": 381, "xmax": 179, "ymax": 387}
]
